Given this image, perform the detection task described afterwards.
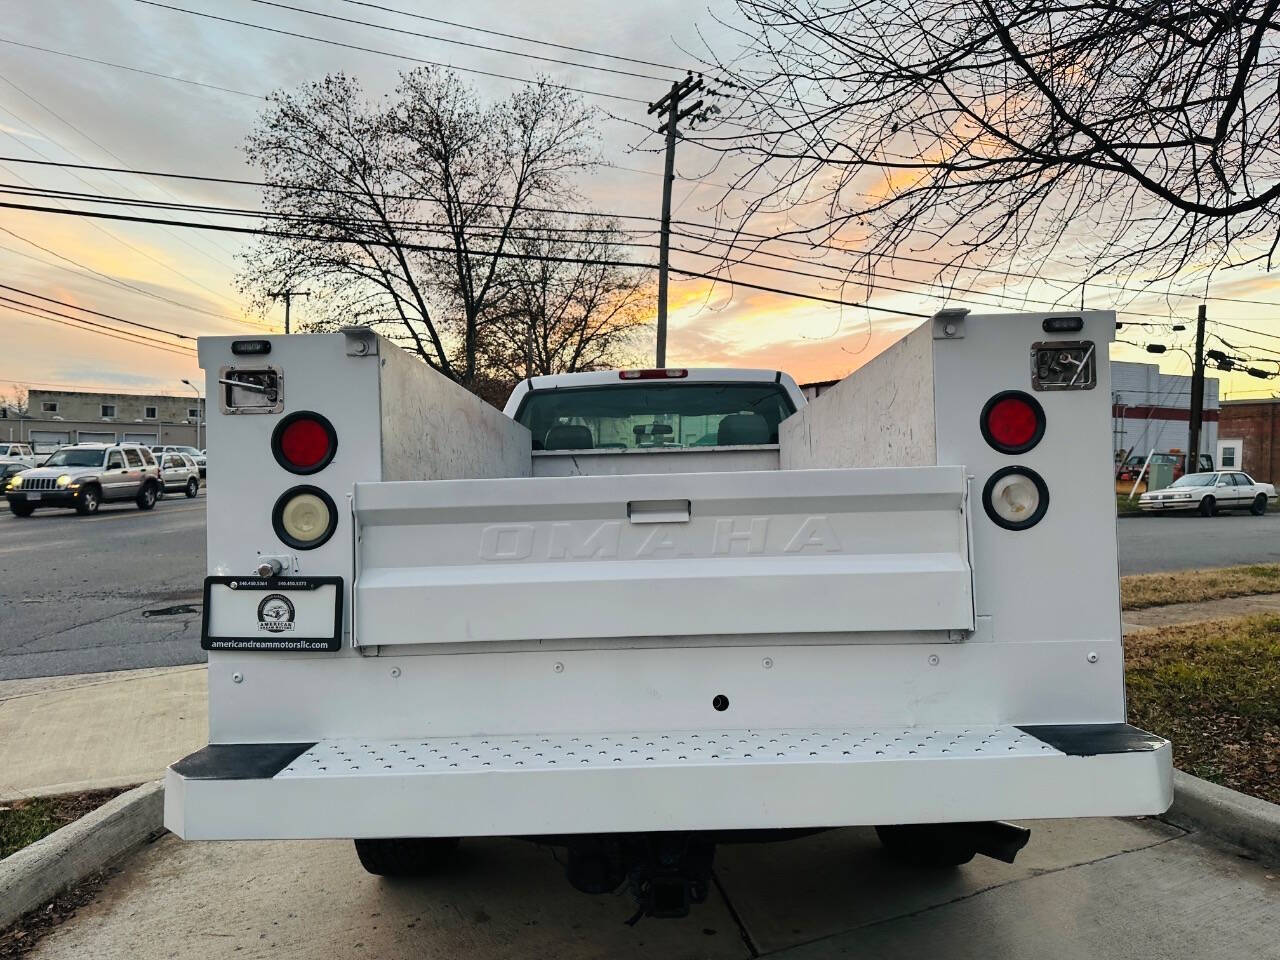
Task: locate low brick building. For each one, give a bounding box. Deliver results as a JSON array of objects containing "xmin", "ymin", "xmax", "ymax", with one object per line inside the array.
[{"xmin": 1219, "ymin": 399, "xmax": 1280, "ymax": 483}]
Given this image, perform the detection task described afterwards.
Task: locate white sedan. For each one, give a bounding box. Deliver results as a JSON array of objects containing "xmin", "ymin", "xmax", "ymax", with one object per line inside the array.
[{"xmin": 1139, "ymin": 471, "xmax": 1276, "ymax": 517}]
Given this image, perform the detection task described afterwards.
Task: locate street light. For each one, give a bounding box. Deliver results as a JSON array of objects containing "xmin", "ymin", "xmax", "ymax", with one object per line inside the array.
[{"xmin": 181, "ymin": 378, "xmax": 203, "ymax": 450}]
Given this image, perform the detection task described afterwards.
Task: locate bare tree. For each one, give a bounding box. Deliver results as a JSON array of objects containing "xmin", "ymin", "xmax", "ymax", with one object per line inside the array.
[
  {"xmin": 3, "ymin": 384, "xmax": 28, "ymax": 417},
  {"xmin": 699, "ymin": 2, "xmax": 1280, "ymax": 288},
  {"xmin": 482, "ymin": 214, "xmax": 650, "ymax": 382},
  {"xmin": 238, "ymin": 68, "xmax": 597, "ymax": 389}
]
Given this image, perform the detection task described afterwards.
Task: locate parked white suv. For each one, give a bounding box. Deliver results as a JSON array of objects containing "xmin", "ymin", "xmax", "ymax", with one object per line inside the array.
[
  {"xmin": 4, "ymin": 442, "xmax": 162, "ymax": 516},
  {"xmin": 0, "ymin": 442, "xmax": 39, "ymax": 468},
  {"xmin": 153, "ymin": 444, "xmax": 206, "ymax": 478},
  {"xmin": 158, "ymin": 451, "xmax": 201, "ymax": 498}
]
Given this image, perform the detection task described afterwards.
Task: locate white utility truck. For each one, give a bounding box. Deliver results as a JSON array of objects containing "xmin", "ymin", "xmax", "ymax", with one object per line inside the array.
[{"xmin": 167, "ymin": 309, "xmax": 1170, "ymax": 920}]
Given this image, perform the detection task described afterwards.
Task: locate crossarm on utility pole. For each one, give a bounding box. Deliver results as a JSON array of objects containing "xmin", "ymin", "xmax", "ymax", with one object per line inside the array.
[{"xmin": 647, "ymin": 73, "xmax": 704, "ymax": 368}]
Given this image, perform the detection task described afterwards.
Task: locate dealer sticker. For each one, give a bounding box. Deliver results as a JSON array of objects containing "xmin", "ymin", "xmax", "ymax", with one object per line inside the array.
[{"xmin": 202, "ymin": 576, "xmax": 342, "ymax": 651}]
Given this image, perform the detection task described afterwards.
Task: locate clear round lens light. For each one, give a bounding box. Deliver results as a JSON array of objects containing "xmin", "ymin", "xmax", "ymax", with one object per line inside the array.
[
  {"xmin": 56, "ymin": 474, "xmax": 71, "ymax": 488},
  {"xmin": 990, "ymin": 473, "xmax": 1038, "ymax": 523},
  {"xmin": 280, "ymin": 492, "xmax": 329, "ymax": 543},
  {"xmin": 983, "ymin": 466, "xmax": 1049, "ymax": 531}
]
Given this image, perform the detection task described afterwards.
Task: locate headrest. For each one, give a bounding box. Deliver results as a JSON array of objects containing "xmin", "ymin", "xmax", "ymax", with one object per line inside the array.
[
  {"xmin": 717, "ymin": 413, "xmax": 771, "ymax": 445},
  {"xmin": 544, "ymin": 424, "xmax": 594, "ymax": 450}
]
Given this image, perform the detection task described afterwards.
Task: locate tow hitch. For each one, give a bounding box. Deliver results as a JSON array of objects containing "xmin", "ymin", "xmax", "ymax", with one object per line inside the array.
[{"xmin": 562, "ymin": 833, "xmax": 715, "ymax": 921}]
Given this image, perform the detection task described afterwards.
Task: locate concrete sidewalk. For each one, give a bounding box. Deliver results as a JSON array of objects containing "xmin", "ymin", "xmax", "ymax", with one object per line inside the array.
[
  {"xmin": 1122, "ymin": 590, "xmax": 1280, "ymax": 633},
  {"xmin": 23, "ymin": 818, "xmax": 1279, "ymax": 959},
  {"xmin": 0, "ymin": 665, "xmax": 206, "ymax": 802}
]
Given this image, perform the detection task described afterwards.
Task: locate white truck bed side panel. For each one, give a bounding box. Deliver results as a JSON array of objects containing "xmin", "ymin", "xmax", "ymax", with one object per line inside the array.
[
  {"xmin": 377, "ymin": 338, "xmax": 532, "ymax": 481},
  {"xmin": 780, "ymin": 323, "xmax": 936, "ymax": 469},
  {"xmin": 353, "ymin": 466, "xmax": 973, "ymax": 645}
]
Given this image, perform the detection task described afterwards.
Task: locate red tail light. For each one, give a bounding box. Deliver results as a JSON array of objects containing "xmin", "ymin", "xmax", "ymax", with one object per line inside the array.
[
  {"xmin": 980, "ymin": 391, "xmax": 1045, "ymax": 454},
  {"xmin": 620, "ymin": 369, "xmax": 688, "ymax": 380},
  {"xmin": 272, "ymin": 411, "xmax": 337, "ymax": 474}
]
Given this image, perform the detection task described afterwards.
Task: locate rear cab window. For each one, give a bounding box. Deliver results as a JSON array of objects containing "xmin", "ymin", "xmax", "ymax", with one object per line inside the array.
[{"xmin": 515, "ymin": 382, "xmax": 797, "ymax": 451}]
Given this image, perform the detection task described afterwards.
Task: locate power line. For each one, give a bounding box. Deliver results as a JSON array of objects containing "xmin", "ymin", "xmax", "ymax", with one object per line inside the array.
[
  {"xmin": 0, "ymin": 71, "xmax": 243, "ymax": 270},
  {"xmin": 9, "ymin": 153, "xmax": 1280, "ymax": 313},
  {"xmin": 247, "ymin": 0, "xmax": 673, "ymax": 82},
  {"xmin": 0, "ymin": 299, "xmax": 196, "ymax": 356},
  {"xmin": 335, "ymin": 0, "xmax": 689, "ymax": 72},
  {"xmin": 0, "ymin": 228, "xmax": 266, "ymax": 328},
  {"xmin": 1, "ymin": 177, "xmax": 1250, "ymax": 323},
  {"xmin": 0, "ymin": 178, "xmax": 1141, "ymax": 317},
  {"xmin": 0, "ymin": 294, "xmax": 192, "ymax": 350},
  {"xmin": 0, "ymin": 37, "xmax": 265, "ymax": 100},
  {"xmin": 0, "ymin": 375, "xmax": 199, "ymax": 395},
  {"xmin": 0, "ymin": 283, "xmax": 196, "ymax": 340},
  {"xmin": 134, "ymin": 0, "xmax": 650, "ymax": 105},
  {"xmin": 0, "ymin": 196, "xmax": 932, "ymax": 317},
  {"xmin": 0, "ymin": 110, "xmax": 245, "ymax": 313}
]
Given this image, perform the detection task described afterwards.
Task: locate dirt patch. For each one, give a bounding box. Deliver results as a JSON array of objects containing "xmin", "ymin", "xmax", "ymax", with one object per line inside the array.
[
  {"xmin": 1126, "ymin": 614, "xmax": 1280, "ymax": 804},
  {"xmin": 0, "ymin": 869, "xmax": 115, "ymax": 960},
  {"xmin": 1120, "ymin": 564, "xmax": 1280, "ymax": 610},
  {"xmin": 0, "ymin": 786, "xmax": 135, "ymax": 860}
]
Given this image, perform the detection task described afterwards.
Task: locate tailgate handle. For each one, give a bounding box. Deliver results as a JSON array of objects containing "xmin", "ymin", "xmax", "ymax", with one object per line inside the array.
[{"xmin": 627, "ymin": 499, "xmax": 691, "ymax": 524}]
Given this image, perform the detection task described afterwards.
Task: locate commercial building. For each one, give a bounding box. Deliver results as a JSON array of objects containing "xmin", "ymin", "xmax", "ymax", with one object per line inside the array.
[
  {"xmin": 1111, "ymin": 361, "xmax": 1218, "ymax": 466},
  {"xmin": 0, "ymin": 389, "xmax": 204, "ymax": 452}
]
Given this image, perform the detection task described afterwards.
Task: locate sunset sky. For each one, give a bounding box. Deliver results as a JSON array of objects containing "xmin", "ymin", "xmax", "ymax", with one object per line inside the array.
[{"xmin": 2, "ymin": 0, "xmax": 1279, "ymax": 403}]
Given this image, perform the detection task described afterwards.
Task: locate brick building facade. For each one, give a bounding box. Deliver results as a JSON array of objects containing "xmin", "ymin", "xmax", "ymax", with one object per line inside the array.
[{"xmin": 1219, "ymin": 399, "xmax": 1280, "ymax": 484}]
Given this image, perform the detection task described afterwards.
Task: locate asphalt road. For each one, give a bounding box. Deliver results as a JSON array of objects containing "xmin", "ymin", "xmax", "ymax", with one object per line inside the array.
[
  {"xmin": 1116, "ymin": 510, "xmax": 1280, "ymax": 573},
  {"xmin": 2, "ymin": 488, "xmax": 1277, "ymax": 680},
  {"xmin": 0, "ymin": 491, "xmax": 206, "ymax": 681}
]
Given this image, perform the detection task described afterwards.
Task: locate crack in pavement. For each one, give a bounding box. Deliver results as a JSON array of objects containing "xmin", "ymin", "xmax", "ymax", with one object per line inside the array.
[{"xmin": 750, "ymin": 831, "xmax": 1189, "ymax": 957}]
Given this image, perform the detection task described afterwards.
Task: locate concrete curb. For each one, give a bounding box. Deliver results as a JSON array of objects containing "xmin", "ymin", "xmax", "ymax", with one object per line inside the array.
[
  {"xmin": 0, "ymin": 780, "xmax": 164, "ymax": 930},
  {"xmin": 1162, "ymin": 769, "xmax": 1280, "ymax": 862}
]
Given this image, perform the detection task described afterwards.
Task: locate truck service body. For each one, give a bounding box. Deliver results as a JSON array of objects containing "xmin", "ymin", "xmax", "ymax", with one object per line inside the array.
[{"xmin": 167, "ymin": 310, "xmax": 1171, "ymax": 917}]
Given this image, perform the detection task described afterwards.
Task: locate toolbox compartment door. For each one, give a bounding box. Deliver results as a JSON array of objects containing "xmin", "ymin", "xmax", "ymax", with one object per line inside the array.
[{"xmin": 351, "ymin": 466, "xmax": 973, "ymax": 646}]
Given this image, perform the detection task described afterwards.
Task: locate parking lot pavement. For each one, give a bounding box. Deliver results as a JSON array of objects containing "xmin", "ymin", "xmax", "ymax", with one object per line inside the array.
[
  {"xmin": 0, "ymin": 492, "xmax": 207, "ymax": 680},
  {"xmin": 1117, "ymin": 510, "xmax": 1280, "ymax": 573},
  {"xmin": 26, "ymin": 818, "xmax": 1279, "ymax": 959}
]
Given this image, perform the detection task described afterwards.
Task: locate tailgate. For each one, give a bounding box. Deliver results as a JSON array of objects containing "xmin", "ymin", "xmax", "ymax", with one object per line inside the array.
[{"xmin": 352, "ymin": 466, "xmax": 973, "ymax": 646}]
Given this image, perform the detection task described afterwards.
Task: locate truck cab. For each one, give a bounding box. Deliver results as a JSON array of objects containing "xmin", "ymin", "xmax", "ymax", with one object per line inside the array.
[{"xmin": 166, "ymin": 312, "xmax": 1171, "ymax": 920}]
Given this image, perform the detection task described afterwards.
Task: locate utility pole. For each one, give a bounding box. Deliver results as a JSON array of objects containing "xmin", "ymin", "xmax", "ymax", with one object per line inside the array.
[
  {"xmin": 1187, "ymin": 303, "xmax": 1206, "ymax": 472},
  {"xmin": 647, "ymin": 73, "xmax": 705, "ymax": 368},
  {"xmin": 269, "ymin": 289, "xmax": 310, "ymax": 334}
]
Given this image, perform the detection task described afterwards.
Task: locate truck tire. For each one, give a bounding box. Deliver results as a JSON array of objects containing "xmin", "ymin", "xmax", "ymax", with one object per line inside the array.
[
  {"xmin": 1251, "ymin": 494, "xmax": 1268, "ymax": 516},
  {"xmin": 185, "ymin": 477, "xmax": 199, "ymax": 498},
  {"xmin": 353, "ymin": 837, "xmax": 460, "ymax": 877},
  {"xmin": 9, "ymin": 501, "xmax": 34, "ymax": 517},
  {"xmin": 1198, "ymin": 496, "xmax": 1216, "ymax": 517},
  {"xmin": 875, "ymin": 825, "xmax": 976, "ymax": 867},
  {"xmin": 75, "ymin": 485, "xmax": 100, "ymax": 515},
  {"xmin": 136, "ymin": 482, "xmax": 158, "ymax": 510}
]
